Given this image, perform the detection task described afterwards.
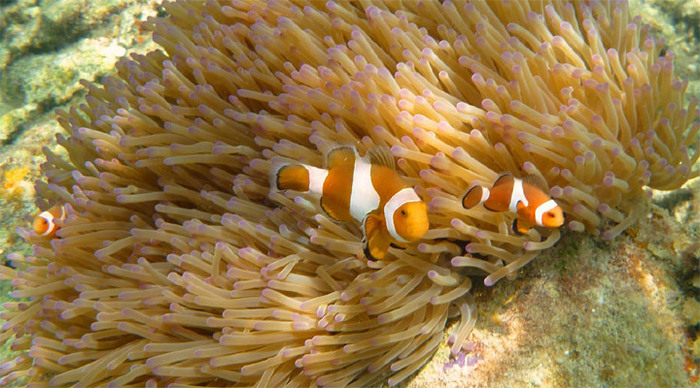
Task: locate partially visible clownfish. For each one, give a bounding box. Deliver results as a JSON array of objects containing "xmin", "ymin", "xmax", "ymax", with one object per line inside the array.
[
  {"xmin": 462, "ymin": 173, "xmax": 564, "ymax": 234},
  {"xmin": 272, "ymin": 145, "xmax": 429, "ymax": 260},
  {"xmin": 32, "ymin": 204, "xmax": 66, "ymax": 238}
]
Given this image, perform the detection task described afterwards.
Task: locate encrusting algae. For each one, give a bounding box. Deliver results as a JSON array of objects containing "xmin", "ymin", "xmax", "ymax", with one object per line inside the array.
[{"xmin": 1, "ymin": 0, "xmax": 698, "ymax": 386}]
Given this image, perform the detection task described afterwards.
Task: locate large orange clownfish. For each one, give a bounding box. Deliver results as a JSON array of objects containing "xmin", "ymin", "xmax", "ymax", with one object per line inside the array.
[
  {"xmin": 462, "ymin": 173, "xmax": 564, "ymax": 234},
  {"xmin": 272, "ymin": 145, "xmax": 429, "ymax": 260},
  {"xmin": 32, "ymin": 204, "xmax": 66, "ymax": 238}
]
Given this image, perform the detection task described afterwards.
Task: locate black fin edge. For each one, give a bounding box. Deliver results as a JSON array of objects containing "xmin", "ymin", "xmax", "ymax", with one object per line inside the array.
[
  {"xmin": 493, "ymin": 173, "xmax": 513, "ymax": 188},
  {"xmin": 461, "ymin": 186, "xmax": 476, "ymax": 209},
  {"xmin": 275, "ymin": 169, "xmax": 284, "ymax": 190},
  {"xmin": 389, "ymin": 242, "xmax": 405, "ymax": 250}
]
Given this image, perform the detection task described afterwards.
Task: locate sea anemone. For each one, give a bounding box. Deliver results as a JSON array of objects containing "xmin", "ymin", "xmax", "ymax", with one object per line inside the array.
[{"xmin": 1, "ymin": 0, "xmax": 697, "ymax": 386}]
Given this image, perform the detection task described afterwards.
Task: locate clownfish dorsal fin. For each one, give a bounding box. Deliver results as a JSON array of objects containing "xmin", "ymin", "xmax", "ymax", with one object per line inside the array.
[
  {"xmin": 325, "ymin": 146, "xmax": 356, "ymax": 170},
  {"xmin": 362, "ymin": 213, "xmax": 391, "ymax": 260},
  {"xmin": 521, "ymin": 174, "xmax": 549, "ymax": 193},
  {"xmin": 366, "ymin": 145, "xmax": 395, "ymax": 170},
  {"xmin": 492, "ymin": 172, "xmax": 514, "ymax": 189}
]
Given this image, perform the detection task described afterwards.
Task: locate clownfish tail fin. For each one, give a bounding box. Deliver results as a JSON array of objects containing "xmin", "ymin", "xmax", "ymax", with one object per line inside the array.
[
  {"xmin": 272, "ymin": 163, "xmax": 311, "ymax": 192},
  {"xmin": 462, "ymin": 185, "xmax": 490, "ymax": 209}
]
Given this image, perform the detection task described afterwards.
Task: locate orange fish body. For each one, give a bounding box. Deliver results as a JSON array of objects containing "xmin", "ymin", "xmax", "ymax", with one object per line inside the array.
[
  {"xmin": 32, "ymin": 204, "xmax": 66, "ymax": 238},
  {"xmin": 273, "ymin": 146, "xmax": 429, "ymax": 260},
  {"xmin": 462, "ymin": 174, "xmax": 563, "ymax": 234}
]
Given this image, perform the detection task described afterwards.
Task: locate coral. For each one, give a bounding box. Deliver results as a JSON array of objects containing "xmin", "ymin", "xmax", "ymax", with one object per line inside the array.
[
  {"xmin": 0, "ymin": 0, "xmax": 697, "ymax": 386},
  {"xmin": 0, "ymin": 164, "xmax": 34, "ymax": 244}
]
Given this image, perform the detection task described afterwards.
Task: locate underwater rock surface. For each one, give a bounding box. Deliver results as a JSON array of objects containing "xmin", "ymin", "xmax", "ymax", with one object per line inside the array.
[{"xmin": 0, "ymin": 0, "xmax": 162, "ymax": 142}]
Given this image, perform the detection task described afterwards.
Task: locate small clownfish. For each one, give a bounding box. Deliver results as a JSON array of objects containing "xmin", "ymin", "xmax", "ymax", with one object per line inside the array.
[
  {"xmin": 32, "ymin": 204, "xmax": 66, "ymax": 238},
  {"xmin": 462, "ymin": 173, "xmax": 564, "ymax": 234},
  {"xmin": 272, "ymin": 145, "xmax": 429, "ymax": 260}
]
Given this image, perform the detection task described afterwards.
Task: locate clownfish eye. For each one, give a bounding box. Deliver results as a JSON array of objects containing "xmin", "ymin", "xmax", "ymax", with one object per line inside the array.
[
  {"xmin": 400, "ymin": 209, "xmax": 407, "ymax": 216},
  {"xmin": 545, "ymin": 212, "xmax": 553, "ymax": 218}
]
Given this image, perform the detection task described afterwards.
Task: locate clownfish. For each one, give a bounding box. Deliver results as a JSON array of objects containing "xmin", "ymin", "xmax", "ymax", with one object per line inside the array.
[
  {"xmin": 462, "ymin": 173, "xmax": 564, "ymax": 234},
  {"xmin": 32, "ymin": 204, "xmax": 66, "ymax": 238},
  {"xmin": 272, "ymin": 145, "xmax": 429, "ymax": 260}
]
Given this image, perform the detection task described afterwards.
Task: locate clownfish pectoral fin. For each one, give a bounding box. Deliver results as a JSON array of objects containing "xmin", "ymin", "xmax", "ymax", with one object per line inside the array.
[
  {"xmin": 362, "ymin": 214, "xmax": 391, "ymax": 260},
  {"xmin": 366, "ymin": 145, "xmax": 395, "ymax": 170},
  {"xmin": 363, "ymin": 233, "xmax": 391, "ymax": 261},
  {"xmin": 462, "ymin": 185, "xmax": 489, "ymax": 209},
  {"xmin": 515, "ymin": 200, "xmax": 529, "ymax": 220},
  {"xmin": 512, "ymin": 218, "xmax": 532, "ymax": 235},
  {"xmin": 325, "ymin": 146, "xmax": 356, "ymax": 170}
]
